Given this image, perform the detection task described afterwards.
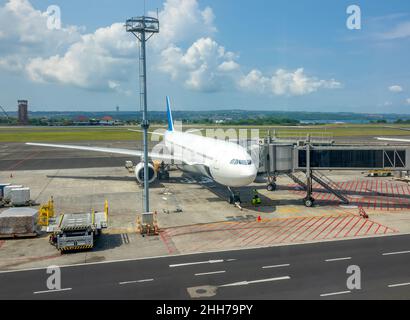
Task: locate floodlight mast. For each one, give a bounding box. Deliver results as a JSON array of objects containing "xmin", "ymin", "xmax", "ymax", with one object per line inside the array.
[{"xmin": 126, "ymin": 16, "xmax": 159, "ymax": 213}]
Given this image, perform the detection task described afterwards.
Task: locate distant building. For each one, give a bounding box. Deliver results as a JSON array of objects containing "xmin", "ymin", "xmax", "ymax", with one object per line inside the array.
[
  {"xmin": 75, "ymin": 115, "xmax": 89, "ymax": 122},
  {"xmin": 102, "ymin": 116, "xmax": 113, "ymax": 121},
  {"xmin": 18, "ymin": 100, "xmax": 29, "ymax": 125}
]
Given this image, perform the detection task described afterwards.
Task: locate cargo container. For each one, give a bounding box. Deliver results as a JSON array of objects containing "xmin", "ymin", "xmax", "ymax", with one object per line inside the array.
[
  {"xmin": 0, "ymin": 207, "xmax": 38, "ymax": 238},
  {"xmin": 3, "ymin": 185, "xmax": 23, "ymax": 201},
  {"xmin": 0, "ymin": 184, "xmax": 11, "ymax": 199},
  {"xmin": 11, "ymin": 188, "xmax": 30, "ymax": 206}
]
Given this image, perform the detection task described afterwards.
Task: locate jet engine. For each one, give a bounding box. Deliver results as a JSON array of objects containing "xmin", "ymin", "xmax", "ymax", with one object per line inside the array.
[{"xmin": 135, "ymin": 162, "xmax": 157, "ymax": 184}]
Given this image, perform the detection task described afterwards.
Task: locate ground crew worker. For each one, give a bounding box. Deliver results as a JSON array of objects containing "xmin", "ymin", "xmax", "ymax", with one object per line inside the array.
[{"xmin": 252, "ymin": 189, "xmax": 262, "ymax": 206}]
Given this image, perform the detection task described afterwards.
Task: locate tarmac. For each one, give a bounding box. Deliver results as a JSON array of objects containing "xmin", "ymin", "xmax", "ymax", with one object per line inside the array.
[
  {"xmin": 1, "ymin": 142, "xmax": 410, "ymax": 273},
  {"xmin": 1, "ymin": 234, "xmax": 410, "ymax": 300},
  {"xmin": 0, "ymin": 141, "xmax": 141, "ymax": 171}
]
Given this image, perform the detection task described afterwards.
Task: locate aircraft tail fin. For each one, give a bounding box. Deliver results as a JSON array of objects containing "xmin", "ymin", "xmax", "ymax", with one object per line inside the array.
[{"xmin": 166, "ymin": 96, "xmax": 174, "ymax": 132}]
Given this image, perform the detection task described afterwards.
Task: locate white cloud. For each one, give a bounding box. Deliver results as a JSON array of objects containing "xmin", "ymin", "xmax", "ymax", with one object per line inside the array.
[
  {"xmin": 153, "ymin": 1, "xmax": 339, "ymax": 95},
  {"xmin": 0, "ymin": 0, "xmax": 221, "ymax": 93},
  {"xmin": 0, "ymin": 0, "xmax": 140, "ymax": 92},
  {"xmin": 148, "ymin": 0, "xmax": 216, "ymax": 50},
  {"xmin": 239, "ymin": 68, "xmax": 341, "ymax": 96},
  {"xmin": 26, "ymin": 23, "xmax": 136, "ymax": 91},
  {"xmin": 379, "ymin": 21, "xmax": 410, "ymax": 40},
  {"xmin": 159, "ymin": 37, "xmax": 239, "ymax": 92},
  {"xmin": 151, "ymin": 0, "xmax": 236, "ymax": 92},
  {"xmin": 218, "ymin": 61, "xmax": 240, "ymax": 72},
  {"xmin": 389, "ymin": 85, "xmax": 404, "ymax": 93},
  {"xmin": 0, "ymin": 0, "xmax": 342, "ymax": 97},
  {"xmin": 0, "ymin": 0, "xmax": 81, "ymax": 56},
  {"xmin": 406, "ymin": 98, "xmax": 410, "ymax": 105}
]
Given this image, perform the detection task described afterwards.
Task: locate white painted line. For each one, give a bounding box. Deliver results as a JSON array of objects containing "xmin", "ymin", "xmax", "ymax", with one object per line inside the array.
[
  {"xmin": 382, "ymin": 250, "xmax": 410, "ymax": 256},
  {"xmin": 325, "ymin": 257, "xmax": 352, "ymax": 262},
  {"xmin": 33, "ymin": 288, "xmax": 72, "ymax": 295},
  {"xmin": 220, "ymin": 276, "xmax": 290, "ymax": 288},
  {"xmin": 119, "ymin": 281, "xmax": 138, "ymax": 285},
  {"xmin": 262, "ymin": 264, "xmax": 290, "ymax": 269},
  {"xmin": 1, "ymin": 232, "xmax": 408, "ymax": 276},
  {"xmin": 248, "ymin": 277, "xmax": 291, "ymax": 285},
  {"xmin": 320, "ymin": 291, "xmax": 351, "ymax": 297},
  {"xmin": 119, "ymin": 279, "xmax": 154, "ymax": 285},
  {"xmin": 388, "ymin": 282, "xmax": 410, "ymax": 288},
  {"xmin": 170, "ymin": 259, "xmax": 224, "ymax": 268},
  {"xmin": 195, "ymin": 271, "xmax": 226, "ymax": 277}
]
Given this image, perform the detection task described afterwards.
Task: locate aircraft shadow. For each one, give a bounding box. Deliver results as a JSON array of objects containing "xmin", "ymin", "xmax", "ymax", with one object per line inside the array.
[
  {"xmin": 175, "ymin": 173, "xmax": 278, "ymax": 213},
  {"xmin": 45, "ymin": 175, "xmax": 169, "ymax": 189}
]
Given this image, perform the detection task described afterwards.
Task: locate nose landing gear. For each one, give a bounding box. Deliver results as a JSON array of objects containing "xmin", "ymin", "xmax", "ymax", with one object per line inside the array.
[
  {"xmin": 228, "ymin": 187, "xmax": 242, "ymax": 209},
  {"xmin": 228, "ymin": 187, "xmax": 241, "ymax": 204}
]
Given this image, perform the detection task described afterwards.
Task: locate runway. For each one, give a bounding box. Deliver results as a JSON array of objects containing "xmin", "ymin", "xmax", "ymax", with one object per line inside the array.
[
  {"xmin": 0, "ymin": 143, "xmax": 141, "ymax": 171},
  {"xmin": 1, "ymin": 234, "xmax": 410, "ymax": 300}
]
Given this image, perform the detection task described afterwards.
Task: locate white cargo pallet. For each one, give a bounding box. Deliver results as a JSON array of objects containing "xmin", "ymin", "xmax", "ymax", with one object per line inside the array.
[
  {"xmin": 0, "ymin": 207, "xmax": 39, "ymax": 238},
  {"xmin": 11, "ymin": 188, "xmax": 30, "ymax": 206},
  {"xmin": 0, "ymin": 184, "xmax": 11, "ymax": 199},
  {"xmin": 3, "ymin": 185, "xmax": 23, "ymax": 201}
]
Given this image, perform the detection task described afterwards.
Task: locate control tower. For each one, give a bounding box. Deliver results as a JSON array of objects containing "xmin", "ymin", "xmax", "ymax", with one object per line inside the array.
[{"xmin": 18, "ymin": 100, "xmax": 29, "ymax": 125}]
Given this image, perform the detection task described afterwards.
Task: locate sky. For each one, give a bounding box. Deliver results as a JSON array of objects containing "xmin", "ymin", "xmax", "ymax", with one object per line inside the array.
[{"xmin": 0, "ymin": 0, "xmax": 409, "ymax": 113}]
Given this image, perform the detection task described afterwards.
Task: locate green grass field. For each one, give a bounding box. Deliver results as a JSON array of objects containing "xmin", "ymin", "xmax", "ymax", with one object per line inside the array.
[{"xmin": 0, "ymin": 124, "xmax": 409, "ymax": 143}]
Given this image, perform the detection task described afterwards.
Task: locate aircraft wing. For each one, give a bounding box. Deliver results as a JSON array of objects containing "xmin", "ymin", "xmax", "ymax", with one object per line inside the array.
[
  {"xmin": 26, "ymin": 143, "xmax": 180, "ymax": 162},
  {"xmin": 376, "ymin": 137, "xmax": 410, "ymax": 143},
  {"xmin": 128, "ymin": 129, "xmax": 165, "ymax": 136}
]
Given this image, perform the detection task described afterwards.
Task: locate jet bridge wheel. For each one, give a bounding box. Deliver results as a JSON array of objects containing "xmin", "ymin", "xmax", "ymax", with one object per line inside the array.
[
  {"xmin": 303, "ymin": 197, "xmax": 315, "ymax": 208},
  {"xmin": 267, "ymin": 183, "xmax": 277, "ymax": 192}
]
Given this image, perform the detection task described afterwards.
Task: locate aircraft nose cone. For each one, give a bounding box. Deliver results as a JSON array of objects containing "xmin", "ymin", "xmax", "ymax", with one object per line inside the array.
[{"xmin": 241, "ymin": 166, "xmax": 258, "ymax": 184}]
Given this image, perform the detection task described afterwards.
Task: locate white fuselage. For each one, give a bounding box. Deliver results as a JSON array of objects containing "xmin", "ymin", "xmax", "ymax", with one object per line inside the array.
[{"xmin": 163, "ymin": 130, "xmax": 257, "ymax": 187}]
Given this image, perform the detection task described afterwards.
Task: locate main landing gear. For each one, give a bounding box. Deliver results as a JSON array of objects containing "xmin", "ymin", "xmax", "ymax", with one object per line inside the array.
[{"xmin": 266, "ymin": 183, "xmax": 277, "ymax": 192}]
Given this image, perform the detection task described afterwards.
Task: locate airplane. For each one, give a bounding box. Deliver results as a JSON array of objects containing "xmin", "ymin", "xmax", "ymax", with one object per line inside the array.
[{"xmin": 26, "ymin": 97, "xmax": 258, "ymax": 204}]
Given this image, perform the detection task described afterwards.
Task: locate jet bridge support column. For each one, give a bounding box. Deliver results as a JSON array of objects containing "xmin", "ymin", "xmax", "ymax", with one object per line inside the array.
[{"xmin": 304, "ymin": 136, "xmax": 315, "ymax": 208}]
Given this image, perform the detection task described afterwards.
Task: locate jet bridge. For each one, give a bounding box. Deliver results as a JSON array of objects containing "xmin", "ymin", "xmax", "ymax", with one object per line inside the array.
[
  {"xmin": 296, "ymin": 147, "xmax": 408, "ymax": 171},
  {"xmin": 258, "ymin": 142, "xmax": 410, "ymax": 207}
]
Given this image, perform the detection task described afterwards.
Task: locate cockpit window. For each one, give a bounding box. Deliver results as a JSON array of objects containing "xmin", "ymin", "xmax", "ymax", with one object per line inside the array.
[{"xmin": 231, "ymin": 159, "xmax": 252, "ymax": 165}]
